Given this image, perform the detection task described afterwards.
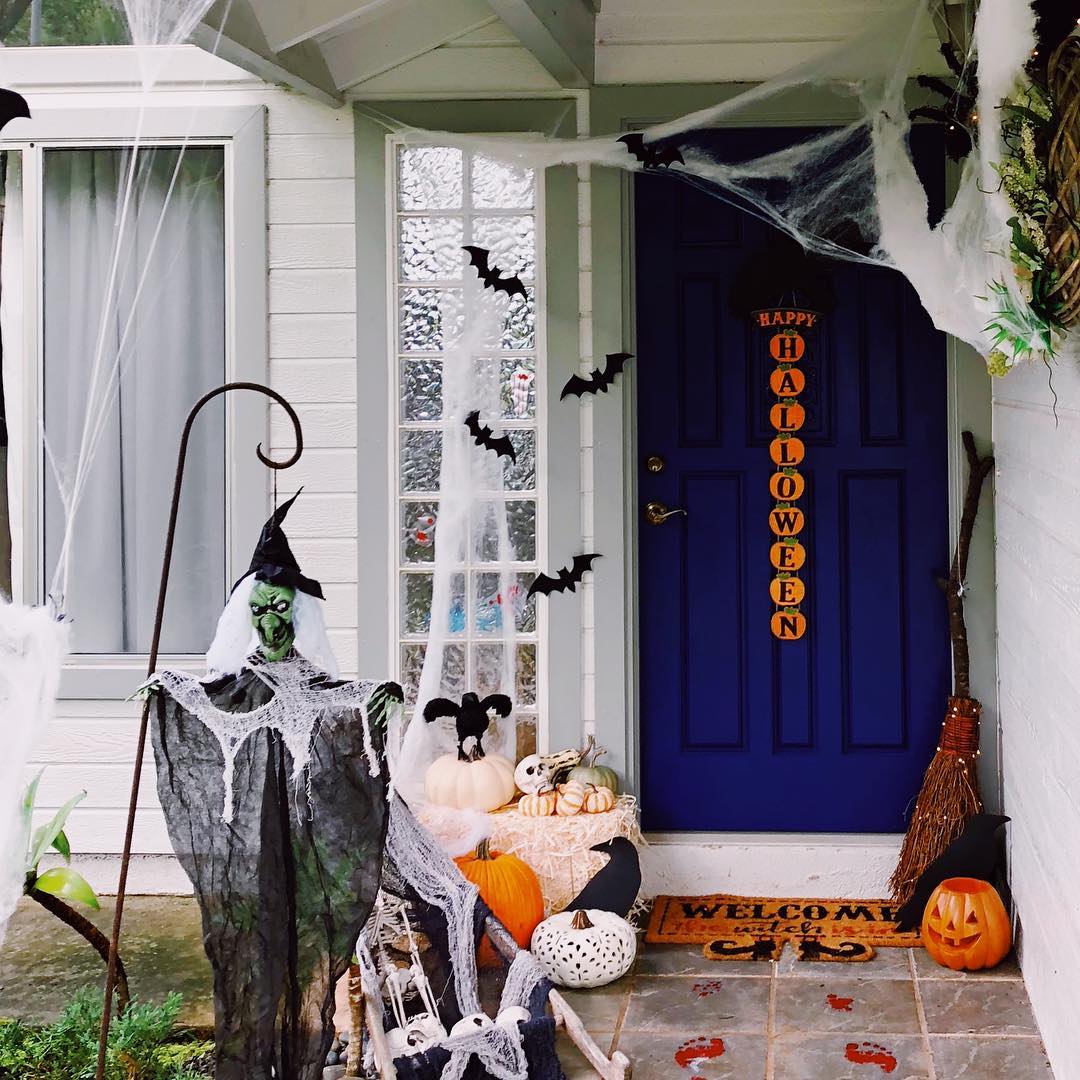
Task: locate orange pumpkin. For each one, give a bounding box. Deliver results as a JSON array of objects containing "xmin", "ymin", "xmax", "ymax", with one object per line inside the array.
[
  {"xmin": 769, "ymin": 435, "xmax": 805, "ymax": 467},
  {"xmin": 769, "ymin": 574, "xmax": 806, "ymax": 606},
  {"xmin": 770, "ymin": 366, "xmax": 806, "ymax": 397},
  {"xmin": 769, "ymin": 331, "xmax": 805, "ymax": 362},
  {"xmin": 770, "ymin": 609, "xmax": 807, "ymax": 640},
  {"xmin": 769, "ymin": 469, "xmax": 805, "ymax": 502},
  {"xmin": 921, "ymin": 877, "xmax": 1011, "ymax": 971},
  {"xmin": 455, "ymin": 839, "xmax": 545, "ymax": 967},
  {"xmin": 768, "ymin": 505, "xmax": 805, "ymax": 537},
  {"xmin": 769, "ymin": 401, "xmax": 806, "ymax": 433},
  {"xmin": 770, "ymin": 539, "xmax": 806, "ymax": 571}
]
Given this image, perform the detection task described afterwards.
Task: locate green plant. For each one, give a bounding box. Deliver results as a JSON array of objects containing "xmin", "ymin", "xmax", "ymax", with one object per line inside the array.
[
  {"xmin": 984, "ymin": 80, "xmax": 1068, "ymax": 373},
  {"xmin": 0, "ymin": 988, "xmax": 212, "ymax": 1079},
  {"xmin": 21, "ymin": 772, "xmax": 131, "ymax": 1013}
]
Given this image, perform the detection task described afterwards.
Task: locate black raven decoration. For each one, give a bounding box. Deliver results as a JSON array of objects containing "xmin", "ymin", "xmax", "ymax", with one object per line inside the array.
[
  {"xmin": 462, "ymin": 245, "xmax": 527, "ymax": 299},
  {"xmin": 527, "ymin": 553, "xmax": 600, "ymax": 599},
  {"xmin": 894, "ymin": 813, "xmax": 1011, "ymax": 933},
  {"xmin": 423, "ymin": 691, "xmax": 513, "ymax": 761},
  {"xmin": 565, "ymin": 837, "xmax": 641, "ymax": 919},
  {"xmin": 560, "ymin": 352, "xmax": 634, "ymax": 400},
  {"xmin": 0, "ymin": 89, "xmax": 30, "ymax": 134},
  {"xmin": 464, "ymin": 410, "xmax": 516, "ymax": 463},
  {"xmin": 618, "ymin": 132, "xmax": 684, "ymax": 170}
]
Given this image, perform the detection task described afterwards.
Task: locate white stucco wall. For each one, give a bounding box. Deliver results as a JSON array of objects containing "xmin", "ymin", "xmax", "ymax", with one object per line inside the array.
[
  {"xmin": 993, "ymin": 356, "xmax": 1080, "ymax": 1079},
  {"xmin": 3, "ymin": 47, "xmax": 358, "ymax": 886}
]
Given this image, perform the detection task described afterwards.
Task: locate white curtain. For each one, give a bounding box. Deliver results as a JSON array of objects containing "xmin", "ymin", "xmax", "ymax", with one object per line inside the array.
[{"xmin": 42, "ymin": 146, "xmax": 226, "ymax": 654}]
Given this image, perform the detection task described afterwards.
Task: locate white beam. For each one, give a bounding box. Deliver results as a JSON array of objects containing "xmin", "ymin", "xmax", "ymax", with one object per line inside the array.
[
  {"xmin": 247, "ymin": 0, "xmax": 394, "ymax": 54},
  {"xmin": 487, "ymin": 0, "xmax": 595, "ymax": 88},
  {"xmin": 196, "ymin": 0, "xmax": 344, "ymax": 105},
  {"xmin": 318, "ymin": 0, "xmax": 495, "ymax": 91}
]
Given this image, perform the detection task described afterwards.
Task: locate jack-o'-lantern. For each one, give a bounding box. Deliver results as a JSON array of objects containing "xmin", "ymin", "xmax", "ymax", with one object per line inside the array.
[
  {"xmin": 769, "ymin": 574, "xmax": 806, "ymax": 606},
  {"xmin": 769, "ymin": 469, "xmax": 805, "ymax": 502},
  {"xmin": 770, "ymin": 539, "xmax": 806, "ymax": 571},
  {"xmin": 770, "ymin": 366, "xmax": 806, "ymax": 397},
  {"xmin": 769, "ymin": 435, "xmax": 805, "ymax": 467},
  {"xmin": 769, "ymin": 401, "xmax": 806, "ymax": 432},
  {"xmin": 921, "ymin": 877, "xmax": 1011, "ymax": 971}
]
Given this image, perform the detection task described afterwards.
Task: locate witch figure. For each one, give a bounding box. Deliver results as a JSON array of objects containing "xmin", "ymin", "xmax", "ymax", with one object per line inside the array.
[{"xmin": 148, "ymin": 491, "xmax": 400, "ymax": 1080}]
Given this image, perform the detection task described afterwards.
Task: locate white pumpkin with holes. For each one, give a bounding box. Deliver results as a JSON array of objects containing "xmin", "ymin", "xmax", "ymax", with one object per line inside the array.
[
  {"xmin": 424, "ymin": 753, "xmax": 516, "ymax": 812},
  {"xmin": 530, "ymin": 909, "xmax": 637, "ymax": 988}
]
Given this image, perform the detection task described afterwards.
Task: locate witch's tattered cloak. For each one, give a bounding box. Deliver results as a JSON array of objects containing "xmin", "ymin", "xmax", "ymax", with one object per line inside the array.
[{"xmin": 149, "ymin": 492, "xmax": 399, "ymax": 1080}]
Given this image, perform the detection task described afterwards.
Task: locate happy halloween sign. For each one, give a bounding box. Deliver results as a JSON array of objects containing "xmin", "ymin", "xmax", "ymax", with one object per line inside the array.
[{"xmin": 755, "ymin": 308, "xmax": 820, "ymax": 641}]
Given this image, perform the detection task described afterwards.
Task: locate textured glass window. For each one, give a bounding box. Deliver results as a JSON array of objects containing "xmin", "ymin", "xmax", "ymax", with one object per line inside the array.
[{"xmin": 394, "ymin": 146, "xmax": 541, "ymax": 753}]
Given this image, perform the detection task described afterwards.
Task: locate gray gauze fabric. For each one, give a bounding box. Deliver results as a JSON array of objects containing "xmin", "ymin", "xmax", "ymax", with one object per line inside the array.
[{"xmin": 151, "ymin": 660, "xmax": 394, "ymax": 1080}]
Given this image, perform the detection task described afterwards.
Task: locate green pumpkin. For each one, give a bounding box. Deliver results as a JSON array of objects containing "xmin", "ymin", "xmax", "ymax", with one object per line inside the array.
[{"xmin": 567, "ymin": 741, "xmax": 618, "ymax": 793}]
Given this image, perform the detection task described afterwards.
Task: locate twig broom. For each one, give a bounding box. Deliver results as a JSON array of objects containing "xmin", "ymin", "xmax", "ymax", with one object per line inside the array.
[{"xmin": 889, "ymin": 431, "xmax": 994, "ymax": 905}]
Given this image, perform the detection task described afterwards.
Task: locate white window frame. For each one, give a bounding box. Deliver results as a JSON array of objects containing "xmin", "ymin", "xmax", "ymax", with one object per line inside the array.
[
  {"xmin": 385, "ymin": 135, "xmax": 549, "ymax": 744},
  {"xmin": 1, "ymin": 105, "xmax": 268, "ymax": 698}
]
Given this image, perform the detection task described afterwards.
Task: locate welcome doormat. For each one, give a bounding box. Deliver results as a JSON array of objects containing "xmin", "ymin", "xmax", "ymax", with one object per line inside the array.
[{"xmin": 646, "ymin": 894, "xmax": 920, "ymax": 961}]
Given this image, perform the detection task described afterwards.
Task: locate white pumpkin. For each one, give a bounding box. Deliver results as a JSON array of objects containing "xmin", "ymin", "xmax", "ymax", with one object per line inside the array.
[
  {"xmin": 425, "ymin": 753, "xmax": 516, "ymax": 812},
  {"xmin": 530, "ymin": 909, "xmax": 637, "ymax": 989}
]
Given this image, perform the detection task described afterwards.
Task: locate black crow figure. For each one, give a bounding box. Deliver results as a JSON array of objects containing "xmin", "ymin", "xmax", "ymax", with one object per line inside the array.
[
  {"xmin": 895, "ymin": 813, "xmax": 1010, "ymax": 933},
  {"xmin": 422, "ymin": 691, "xmax": 512, "ymax": 761},
  {"xmin": 564, "ymin": 837, "xmax": 641, "ymax": 919}
]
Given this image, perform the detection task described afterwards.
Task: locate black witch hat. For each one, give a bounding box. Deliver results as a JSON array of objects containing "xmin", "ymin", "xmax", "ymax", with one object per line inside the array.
[{"xmin": 233, "ymin": 489, "xmax": 324, "ymax": 599}]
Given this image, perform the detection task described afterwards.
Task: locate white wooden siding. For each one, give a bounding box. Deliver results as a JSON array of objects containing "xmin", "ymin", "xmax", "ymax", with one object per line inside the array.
[
  {"xmin": 9, "ymin": 48, "xmax": 359, "ymax": 875},
  {"xmin": 993, "ymin": 356, "xmax": 1080, "ymax": 1079}
]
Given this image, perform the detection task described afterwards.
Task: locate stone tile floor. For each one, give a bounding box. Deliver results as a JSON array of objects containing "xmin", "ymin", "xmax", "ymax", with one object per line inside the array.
[
  {"xmin": 0, "ymin": 897, "xmax": 1055, "ymax": 1078},
  {"xmin": 557, "ymin": 941, "xmax": 1054, "ymax": 1079}
]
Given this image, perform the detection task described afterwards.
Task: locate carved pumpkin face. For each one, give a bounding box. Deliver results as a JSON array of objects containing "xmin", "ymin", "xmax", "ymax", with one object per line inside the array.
[{"xmin": 921, "ymin": 877, "xmax": 1012, "ymax": 971}]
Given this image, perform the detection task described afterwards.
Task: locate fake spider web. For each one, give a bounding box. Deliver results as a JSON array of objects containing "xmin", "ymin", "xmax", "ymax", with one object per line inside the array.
[{"xmin": 377, "ymin": 0, "xmax": 1040, "ymax": 370}]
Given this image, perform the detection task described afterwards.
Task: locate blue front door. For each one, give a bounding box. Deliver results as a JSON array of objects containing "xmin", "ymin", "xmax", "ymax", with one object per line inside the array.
[{"xmin": 636, "ymin": 129, "xmax": 950, "ymax": 832}]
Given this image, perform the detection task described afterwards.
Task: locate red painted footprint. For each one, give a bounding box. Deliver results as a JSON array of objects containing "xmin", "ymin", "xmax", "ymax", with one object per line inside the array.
[
  {"xmin": 674, "ymin": 1036, "xmax": 726, "ymax": 1079},
  {"xmin": 827, "ymin": 993, "xmax": 854, "ymax": 1012},
  {"xmin": 845, "ymin": 1041, "xmax": 898, "ymax": 1074},
  {"xmin": 692, "ymin": 980, "xmax": 725, "ymax": 998}
]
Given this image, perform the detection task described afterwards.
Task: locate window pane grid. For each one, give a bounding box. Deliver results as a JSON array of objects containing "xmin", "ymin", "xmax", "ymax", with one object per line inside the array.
[{"xmin": 393, "ymin": 144, "xmax": 541, "ymax": 724}]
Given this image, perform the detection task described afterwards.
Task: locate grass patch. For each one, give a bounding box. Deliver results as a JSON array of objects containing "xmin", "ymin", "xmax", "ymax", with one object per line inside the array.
[{"xmin": 0, "ymin": 988, "xmax": 212, "ymax": 1079}]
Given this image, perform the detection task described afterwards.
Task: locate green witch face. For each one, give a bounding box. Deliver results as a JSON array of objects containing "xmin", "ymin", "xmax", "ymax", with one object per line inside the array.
[{"xmin": 249, "ymin": 581, "xmax": 296, "ymax": 662}]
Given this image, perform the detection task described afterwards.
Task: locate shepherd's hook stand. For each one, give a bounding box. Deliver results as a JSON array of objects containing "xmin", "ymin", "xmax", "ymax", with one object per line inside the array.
[{"xmin": 95, "ymin": 383, "xmax": 304, "ymax": 1080}]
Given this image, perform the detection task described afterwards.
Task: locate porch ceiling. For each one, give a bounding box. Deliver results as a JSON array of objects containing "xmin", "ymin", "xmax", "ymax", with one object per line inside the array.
[{"xmin": 201, "ymin": 0, "xmax": 952, "ymax": 102}]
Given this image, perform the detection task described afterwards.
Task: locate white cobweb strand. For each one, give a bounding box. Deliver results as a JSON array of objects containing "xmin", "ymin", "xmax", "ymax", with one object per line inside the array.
[
  {"xmin": 384, "ymin": 0, "xmax": 1042, "ymax": 362},
  {"xmin": 389, "ymin": 281, "xmax": 518, "ymax": 826},
  {"xmin": 0, "ymin": 600, "xmax": 68, "ymax": 943},
  {"xmin": 155, "ymin": 656, "xmax": 378, "ymax": 824},
  {"xmin": 362, "ymin": 800, "xmax": 545, "ymax": 1079}
]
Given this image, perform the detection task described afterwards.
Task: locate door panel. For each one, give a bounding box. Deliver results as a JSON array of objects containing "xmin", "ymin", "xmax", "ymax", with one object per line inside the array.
[{"xmin": 635, "ymin": 128, "xmax": 950, "ymax": 833}]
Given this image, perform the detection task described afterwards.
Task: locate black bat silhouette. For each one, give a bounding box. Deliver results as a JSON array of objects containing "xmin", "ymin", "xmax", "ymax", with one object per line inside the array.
[
  {"xmin": 796, "ymin": 939, "xmax": 874, "ymax": 963},
  {"xmin": 462, "ymin": 245, "xmax": 527, "ymax": 299},
  {"xmin": 0, "ymin": 89, "xmax": 30, "ymax": 134},
  {"xmin": 618, "ymin": 132, "xmax": 684, "ymax": 169},
  {"xmin": 560, "ymin": 352, "xmax": 634, "ymax": 400},
  {"xmin": 464, "ymin": 410, "xmax": 516, "ymax": 463},
  {"xmin": 527, "ymin": 553, "xmax": 601, "ymax": 599},
  {"xmin": 704, "ymin": 937, "xmax": 779, "ymax": 962}
]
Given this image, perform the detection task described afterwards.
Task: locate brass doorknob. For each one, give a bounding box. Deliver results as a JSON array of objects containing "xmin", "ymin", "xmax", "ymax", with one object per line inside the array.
[{"xmin": 644, "ymin": 501, "xmax": 687, "ymax": 526}]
